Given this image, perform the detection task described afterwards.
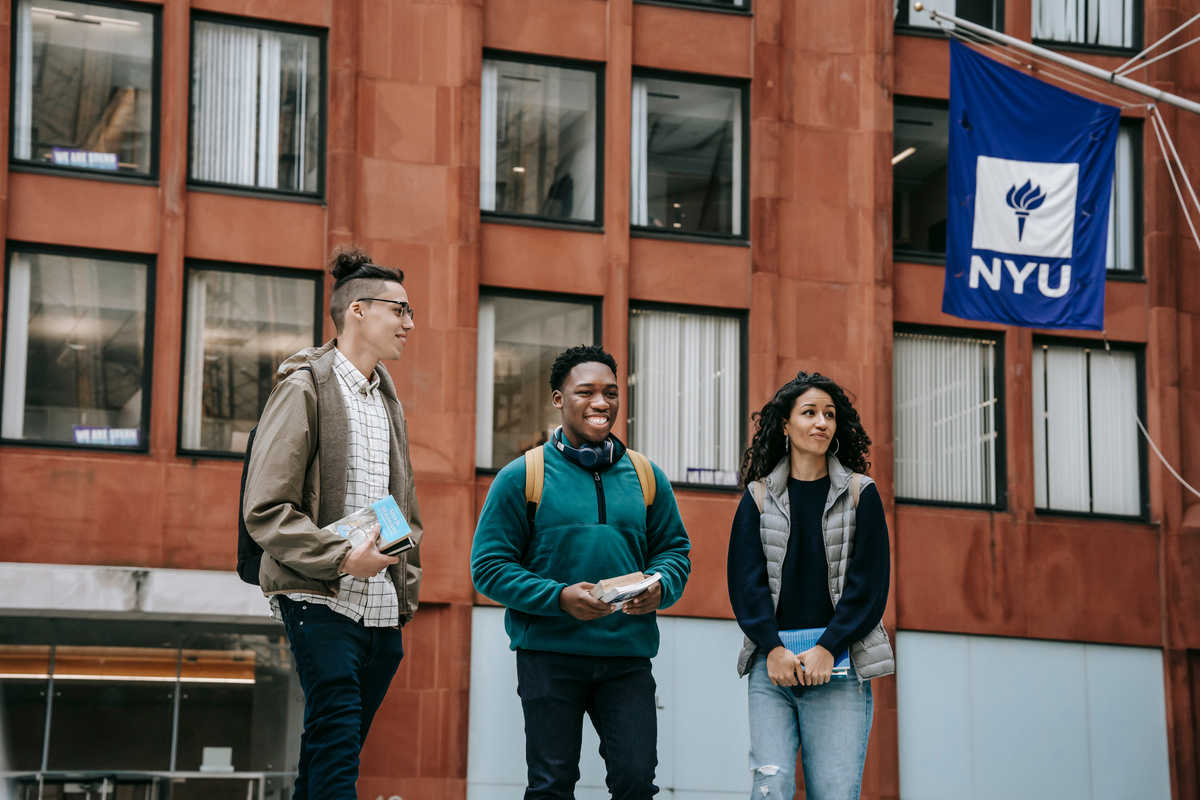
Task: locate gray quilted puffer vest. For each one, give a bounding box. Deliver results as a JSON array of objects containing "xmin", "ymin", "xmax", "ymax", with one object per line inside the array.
[{"xmin": 736, "ymin": 455, "xmax": 895, "ymax": 682}]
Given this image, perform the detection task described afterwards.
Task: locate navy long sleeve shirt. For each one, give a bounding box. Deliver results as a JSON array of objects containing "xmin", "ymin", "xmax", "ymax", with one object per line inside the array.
[{"xmin": 727, "ymin": 476, "xmax": 890, "ymax": 658}]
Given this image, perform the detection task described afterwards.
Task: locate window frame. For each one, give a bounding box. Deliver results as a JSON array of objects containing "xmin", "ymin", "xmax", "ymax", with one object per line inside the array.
[
  {"xmin": 630, "ymin": 68, "xmax": 751, "ymax": 245},
  {"xmin": 474, "ymin": 286, "xmax": 604, "ymax": 475},
  {"xmin": 892, "ymin": 322, "xmax": 1008, "ymax": 512},
  {"xmin": 1031, "ymin": 335, "xmax": 1149, "ymax": 521},
  {"xmin": 0, "ymin": 241, "xmax": 157, "ymax": 453},
  {"xmin": 627, "ymin": 299, "xmax": 748, "ymax": 493},
  {"xmin": 892, "ymin": 95, "xmax": 951, "ymax": 265},
  {"xmin": 480, "ymin": 50, "xmax": 607, "ymax": 231},
  {"xmin": 8, "ymin": 0, "xmax": 163, "ymax": 183},
  {"xmin": 894, "ymin": 0, "xmax": 1005, "ymax": 35},
  {"xmin": 633, "ymin": 0, "xmax": 753, "ymax": 15},
  {"xmin": 175, "ymin": 260, "xmax": 325, "ymax": 460},
  {"xmin": 186, "ymin": 11, "xmax": 328, "ymax": 202},
  {"xmin": 1030, "ymin": 0, "xmax": 1143, "ymax": 55},
  {"xmin": 1106, "ymin": 118, "xmax": 1144, "ymax": 281}
]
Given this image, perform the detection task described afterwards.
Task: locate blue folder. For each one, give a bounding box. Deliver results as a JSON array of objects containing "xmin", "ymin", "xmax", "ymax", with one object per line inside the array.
[{"xmin": 778, "ymin": 628, "xmax": 853, "ymax": 678}]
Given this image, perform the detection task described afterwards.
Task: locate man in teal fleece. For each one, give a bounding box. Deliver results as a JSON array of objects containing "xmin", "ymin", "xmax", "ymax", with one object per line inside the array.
[{"xmin": 471, "ymin": 344, "xmax": 691, "ymax": 800}]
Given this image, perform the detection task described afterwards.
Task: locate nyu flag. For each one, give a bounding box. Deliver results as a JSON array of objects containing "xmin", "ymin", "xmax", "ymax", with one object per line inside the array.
[{"xmin": 943, "ymin": 40, "xmax": 1120, "ymax": 330}]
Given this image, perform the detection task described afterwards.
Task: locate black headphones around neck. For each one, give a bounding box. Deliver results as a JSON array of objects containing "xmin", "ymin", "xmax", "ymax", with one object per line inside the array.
[{"xmin": 553, "ymin": 426, "xmax": 615, "ymax": 469}]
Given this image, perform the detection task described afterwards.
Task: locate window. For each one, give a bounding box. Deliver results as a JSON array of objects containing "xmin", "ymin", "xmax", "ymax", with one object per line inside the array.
[
  {"xmin": 1107, "ymin": 123, "xmax": 1140, "ymax": 273},
  {"xmin": 897, "ymin": 631, "xmax": 1171, "ymax": 800},
  {"xmin": 631, "ymin": 75, "xmax": 747, "ymax": 238},
  {"xmin": 0, "ymin": 616, "xmax": 301, "ymax": 794},
  {"xmin": 475, "ymin": 292, "xmax": 600, "ymax": 470},
  {"xmin": 190, "ymin": 18, "xmax": 323, "ymax": 195},
  {"xmin": 627, "ymin": 306, "xmax": 742, "ymax": 486},
  {"xmin": 1033, "ymin": 0, "xmax": 1139, "ymax": 49},
  {"xmin": 893, "ymin": 99, "xmax": 949, "ymax": 258},
  {"xmin": 894, "ymin": 329, "xmax": 1002, "ymax": 506},
  {"xmin": 637, "ymin": 0, "xmax": 749, "ymax": 9},
  {"xmin": 2, "ymin": 247, "xmax": 152, "ymax": 449},
  {"xmin": 1032, "ymin": 341, "xmax": 1143, "ymax": 516},
  {"xmin": 179, "ymin": 265, "xmax": 321, "ymax": 456},
  {"xmin": 480, "ymin": 56, "xmax": 601, "ymax": 224},
  {"xmin": 895, "ymin": 0, "xmax": 1004, "ymax": 31},
  {"xmin": 11, "ymin": 0, "xmax": 157, "ymax": 176}
]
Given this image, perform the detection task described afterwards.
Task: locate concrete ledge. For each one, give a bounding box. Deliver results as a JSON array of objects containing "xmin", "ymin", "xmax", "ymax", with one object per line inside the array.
[{"xmin": 0, "ymin": 563, "xmax": 276, "ymax": 625}]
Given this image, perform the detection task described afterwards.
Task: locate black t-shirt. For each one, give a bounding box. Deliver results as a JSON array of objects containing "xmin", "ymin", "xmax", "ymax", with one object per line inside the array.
[{"xmin": 726, "ymin": 475, "xmax": 890, "ymax": 657}]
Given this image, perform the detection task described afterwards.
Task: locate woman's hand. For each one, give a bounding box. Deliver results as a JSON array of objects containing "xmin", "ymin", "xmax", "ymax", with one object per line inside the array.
[
  {"xmin": 797, "ymin": 644, "xmax": 834, "ymax": 685},
  {"xmin": 767, "ymin": 646, "xmax": 803, "ymax": 687}
]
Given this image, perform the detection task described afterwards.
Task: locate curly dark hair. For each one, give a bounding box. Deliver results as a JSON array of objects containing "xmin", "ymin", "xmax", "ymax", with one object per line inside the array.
[
  {"xmin": 549, "ymin": 345, "xmax": 618, "ymax": 392},
  {"xmin": 739, "ymin": 371, "xmax": 872, "ymax": 484},
  {"xmin": 327, "ymin": 245, "xmax": 405, "ymax": 331}
]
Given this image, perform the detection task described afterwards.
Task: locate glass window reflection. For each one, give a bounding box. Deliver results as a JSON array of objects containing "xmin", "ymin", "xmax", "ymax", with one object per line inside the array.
[{"xmin": 893, "ymin": 99, "xmax": 949, "ymax": 258}]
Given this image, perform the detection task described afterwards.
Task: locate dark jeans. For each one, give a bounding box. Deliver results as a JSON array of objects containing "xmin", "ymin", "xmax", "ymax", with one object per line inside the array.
[
  {"xmin": 278, "ymin": 597, "xmax": 404, "ymax": 800},
  {"xmin": 515, "ymin": 649, "xmax": 659, "ymax": 800}
]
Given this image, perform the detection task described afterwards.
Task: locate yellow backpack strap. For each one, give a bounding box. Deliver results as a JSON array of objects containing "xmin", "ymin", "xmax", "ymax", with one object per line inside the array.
[
  {"xmin": 524, "ymin": 447, "xmax": 545, "ymax": 508},
  {"xmin": 850, "ymin": 473, "xmax": 864, "ymax": 509},
  {"xmin": 749, "ymin": 480, "xmax": 766, "ymax": 514},
  {"xmin": 626, "ymin": 449, "xmax": 657, "ymax": 507}
]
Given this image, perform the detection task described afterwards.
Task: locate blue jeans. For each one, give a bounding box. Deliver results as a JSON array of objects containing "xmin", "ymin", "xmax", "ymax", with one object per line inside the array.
[
  {"xmin": 278, "ymin": 597, "xmax": 404, "ymax": 800},
  {"xmin": 746, "ymin": 653, "xmax": 873, "ymax": 800},
  {"xmin": 515, "ymin": 649, "xmax": 659, "ymax": 800}
]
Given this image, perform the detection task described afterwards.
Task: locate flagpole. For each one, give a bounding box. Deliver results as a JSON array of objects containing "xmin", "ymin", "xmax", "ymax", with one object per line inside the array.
[{"xmin": 914, "ymin": 3, "xmax": 1200, "ymax": 117}]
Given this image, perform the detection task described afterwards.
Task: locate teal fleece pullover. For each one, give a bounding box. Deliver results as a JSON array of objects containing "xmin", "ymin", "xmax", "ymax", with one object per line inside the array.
[{"xmin": 471, "ymin": 440, "xmax": 691, "ymax": 658}]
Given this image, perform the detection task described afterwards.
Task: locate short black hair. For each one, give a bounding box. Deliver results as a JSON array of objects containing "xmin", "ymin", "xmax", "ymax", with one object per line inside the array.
[
  {"xmin": 328, "ymin": 245, "xmax": 405, "ymax": 331},
  {"xmin": 549, "ymin": 345, "xmax": 618, "ymax": 392}
]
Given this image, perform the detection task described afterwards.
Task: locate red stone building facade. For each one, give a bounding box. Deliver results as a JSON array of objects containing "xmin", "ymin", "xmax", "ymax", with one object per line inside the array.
[{"xmin": 0, "ymin": 0, "xmax": 1198, "ymax": 798}]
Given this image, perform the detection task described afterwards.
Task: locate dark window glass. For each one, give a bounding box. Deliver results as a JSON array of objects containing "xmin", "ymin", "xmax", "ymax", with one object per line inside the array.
[
  {"xmin": 644, "ymin": 0, "xmax": 748, "ymax": 8},
  {"xmin": 893, "ymin": 99, "xmax": 949, "ymax": 257},
  {"xmin": 0, "ymin": 645, "xmax": 50, "ymax": 770},
  {"xmin": 632, "ymin": 76, "xmax": 745, "ymax": 236},
  {"xmin": 476, "ymin": 293, "xmax": 597, "ymax": 469},
  {"xmin": 627, "ymin": 307, "xmax": 741, "ymax": 486},
  {"xmin": 895, "ymin": 0, "xmax": 1004, "ymax": 31},
  {"xmin": 180, "ymin": 267, "xmax": 319, "ymax": 454},
  {"xmin": 190, "ymin": 20, "xmax": 322, "ymax": 194},
  {"xmin": 481, "ymin": 59, "xmax": 599, "ymax": 223},
  {"xmin": 1033, "ymin": 0, "xmax": 1139, "ymax": 48},
  {"xmin": 2, "ymin": 249, "xmax": 150, "ymax": 448},
  {"xmin": 12, "ymin": 0, "xmax": 156, "ymax": 175}
]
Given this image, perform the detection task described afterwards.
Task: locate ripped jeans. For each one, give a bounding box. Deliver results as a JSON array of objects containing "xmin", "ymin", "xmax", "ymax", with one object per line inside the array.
[{"xmin": 746, "ymin": 652, "xmax": 872, "ymax": 800}]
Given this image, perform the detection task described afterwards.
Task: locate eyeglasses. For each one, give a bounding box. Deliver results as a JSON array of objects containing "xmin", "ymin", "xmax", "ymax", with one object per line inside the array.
[{"xmin": 356, "ymin": 297, "xmax": 415, "ymax": 321}]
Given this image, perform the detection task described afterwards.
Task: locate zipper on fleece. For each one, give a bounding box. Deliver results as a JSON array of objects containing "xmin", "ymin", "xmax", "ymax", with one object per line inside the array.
[{"xmin": 593, "ymin": 472, "xmax": 606, "ymax": 524}]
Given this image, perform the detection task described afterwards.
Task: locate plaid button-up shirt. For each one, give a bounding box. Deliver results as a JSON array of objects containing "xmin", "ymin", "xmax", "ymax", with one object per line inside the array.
[{"xmin": 271, "ymin": 349, "xmax": 400, "ymax": 627}]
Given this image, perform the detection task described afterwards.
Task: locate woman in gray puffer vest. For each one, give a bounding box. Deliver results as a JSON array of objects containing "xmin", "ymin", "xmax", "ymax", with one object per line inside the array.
[{"xmin": 727, "ymin": 372, "xmax": 894, "ymax": 800}]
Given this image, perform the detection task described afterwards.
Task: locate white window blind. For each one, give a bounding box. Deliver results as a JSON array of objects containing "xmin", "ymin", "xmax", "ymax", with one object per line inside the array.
[
  {"xmin": 1032, "ymin": 343, "xmax": 1141, "ymax": 515},
  {"xmin": 894, "ymin": 331, "xmax": 999, "ymax": 505},
  {"xmin": 1107, "ymin": 126, "xmax": 1136, "ymax": 272},
  {"xmin": 1033, "ymin": 0, "xmax": 1137, "ymax": 48},
  {"xmin": 628, "ymin": 308, "xmax": 740, "ymax": 485},
  {"xmin": 191, "ymin": 21, "xmax": 319, "ymax": 192}
]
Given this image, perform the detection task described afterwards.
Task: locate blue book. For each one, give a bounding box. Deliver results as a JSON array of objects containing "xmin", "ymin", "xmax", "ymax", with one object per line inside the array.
[
  {"xmin": 329, "ymin": 496, "xmax": 414, "ymax": 557},
  {"xmin": 778, "ymin": 628, "xmax": 853, "ymax": 678}
]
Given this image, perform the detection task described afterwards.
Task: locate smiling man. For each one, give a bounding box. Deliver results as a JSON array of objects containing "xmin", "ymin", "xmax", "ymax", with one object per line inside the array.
[
  {"xmin": 471, "ymin": 345, "xmax": 691, "ymax": 800},
  {"xmin": 243, "ymin": 246, "xmax": 422, "ymax": 800}
]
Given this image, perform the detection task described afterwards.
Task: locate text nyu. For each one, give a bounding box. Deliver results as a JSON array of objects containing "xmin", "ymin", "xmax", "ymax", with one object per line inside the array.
[{"xmin": 969, "ymin": 256, "xmax": 1070, "ymax": 298}]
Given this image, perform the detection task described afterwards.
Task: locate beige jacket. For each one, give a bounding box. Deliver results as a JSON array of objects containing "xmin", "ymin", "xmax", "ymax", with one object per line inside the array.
[{"xmin": 242, "ymin": 341, "xmax": 424, "ymax": 625}]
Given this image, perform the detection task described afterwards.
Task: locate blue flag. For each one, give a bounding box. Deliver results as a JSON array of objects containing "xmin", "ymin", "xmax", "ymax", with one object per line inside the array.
[{"xmin": 943, "ymin": 40, "xmax": 1120, "ymax": 331}]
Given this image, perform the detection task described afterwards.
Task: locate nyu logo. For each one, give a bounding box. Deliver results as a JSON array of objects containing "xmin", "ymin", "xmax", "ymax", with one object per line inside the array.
[{"xmin": 970, "ymin": 156, "xmax": 1079, "ymax": 298}]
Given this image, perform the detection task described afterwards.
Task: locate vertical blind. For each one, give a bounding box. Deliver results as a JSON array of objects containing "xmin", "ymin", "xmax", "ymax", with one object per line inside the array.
[
  {"xmin": 894, "ymin": 331, "xmax": 999, "ymax": 505},
  {"xmin": 1032, "ymin": 344, "xmax": 1141, "ymax": 515},
  {"xmin": 628, "ymin": 309, "xmax": 740, "ymax": 485},
  {"xmin": 1107, "ymin": 126, "xmax": 1136, "ymax": 271},
  {"xmin": 191, "ymin": 21, "xmax": 316, "ymax": 191},
  {"xmin": 1033, "ymin": 0, "xmax": 1136, "ymax": 48}
]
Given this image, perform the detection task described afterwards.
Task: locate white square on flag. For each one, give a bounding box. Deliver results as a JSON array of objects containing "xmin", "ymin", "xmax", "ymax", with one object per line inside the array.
[{"xmin": 971, "ymin": 155, "xmax": 1078, "ymax": 258}]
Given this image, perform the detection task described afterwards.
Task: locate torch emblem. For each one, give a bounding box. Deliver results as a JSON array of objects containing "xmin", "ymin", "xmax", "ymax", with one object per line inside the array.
[{"xmin": 1005, "ymin": 179, "xmax": 1047, "ymax": 241}]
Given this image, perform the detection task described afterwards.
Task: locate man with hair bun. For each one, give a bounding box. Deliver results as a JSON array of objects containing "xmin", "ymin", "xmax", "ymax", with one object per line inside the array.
[
  {"xmin": 243, "ymin": 245, "xmax": 423, "ymax": 800},
  {"xmin": 471, "ymin": 344, "xmax": 691, "ymax": 800}
]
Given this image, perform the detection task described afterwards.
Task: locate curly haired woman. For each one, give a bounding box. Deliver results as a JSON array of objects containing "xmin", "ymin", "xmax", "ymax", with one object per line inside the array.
[{"xmin": 727, "ymin": 372, "xmax": 894, "ymax": 800}]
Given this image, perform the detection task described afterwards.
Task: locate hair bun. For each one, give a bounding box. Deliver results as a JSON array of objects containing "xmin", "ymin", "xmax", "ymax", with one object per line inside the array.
[{"xmin": 329, "ymin": 245, "xmax": 374, "ymax": 281}]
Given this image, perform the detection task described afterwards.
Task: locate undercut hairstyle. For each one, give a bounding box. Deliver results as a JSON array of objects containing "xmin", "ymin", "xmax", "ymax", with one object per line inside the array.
[
  {"xmin": 549, "ymin": 345, "xmax": 619, "ymax": 392},
  {"xmin": 739, "ymin": 371, "xmax": 872, "ymax": 484},
  {"xmin": 328, "ymin": 245, "xmax": 405, "ymax": 332}
]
